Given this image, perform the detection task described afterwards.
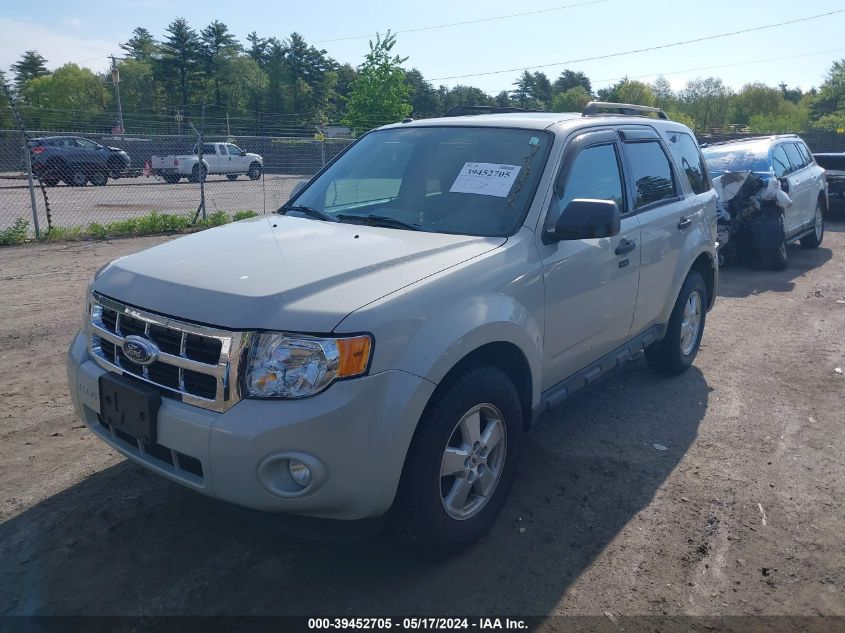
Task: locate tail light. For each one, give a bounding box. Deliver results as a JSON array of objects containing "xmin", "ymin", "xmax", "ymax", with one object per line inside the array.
[{"xmin": 31, "ymin": 146, "xmax": 46, "ymax": 155}]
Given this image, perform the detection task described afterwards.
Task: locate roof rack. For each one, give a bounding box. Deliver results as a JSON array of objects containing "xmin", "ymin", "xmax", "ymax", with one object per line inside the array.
[
  {"xmin": 442, "ymin": 105, "xmax": 541, "ymax": 117},
  {"xmin": 582, "ymin": 101, "xmax": 669, "ymax": 120}
]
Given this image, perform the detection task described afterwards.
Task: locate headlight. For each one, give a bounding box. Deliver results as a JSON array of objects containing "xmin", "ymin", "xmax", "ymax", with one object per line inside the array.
[{"xmin": 245, "ymin": 333, "xmax": 372, "ymax": 399}]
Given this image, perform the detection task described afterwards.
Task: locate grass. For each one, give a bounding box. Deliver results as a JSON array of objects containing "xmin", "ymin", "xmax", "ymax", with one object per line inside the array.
[{"xmin": 0, "ymin": 210, "xmax": 260, "ymax": 246}]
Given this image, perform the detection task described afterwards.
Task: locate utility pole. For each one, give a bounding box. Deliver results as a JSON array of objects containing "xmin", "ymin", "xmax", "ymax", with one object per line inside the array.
[
  {"xmin": 226, "ymin": 112, "xmax": 230, "ymax": 137},
  {"xmin": 109, "ymin": 55, "xmax": 125, "ymax": 134}
]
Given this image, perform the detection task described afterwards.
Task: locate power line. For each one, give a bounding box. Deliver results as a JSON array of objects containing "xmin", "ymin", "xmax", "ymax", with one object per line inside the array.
[
  {"xmin": 313, "ymin": 0, "xmax": 608, "ymax": 43},
  {"xmin": 591, "ymin": 47, "xmax": 845, "ymax": 86},
  {"xmin": 430, "ymin": 8, "xmax": 845, "ymax": 80}
]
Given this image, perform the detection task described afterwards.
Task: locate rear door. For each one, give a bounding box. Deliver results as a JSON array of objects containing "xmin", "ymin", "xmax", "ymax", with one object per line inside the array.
[
  {"xmin": 622, "ymin": 127, "xmax": 699, "ymax": 335},
  {"xmin": 200, "ymin": 143, "xmax": 221, "ymax": 172},
  {"xmin": 539, "ymin": 128, "xmax": 641, "ymax": 387}
]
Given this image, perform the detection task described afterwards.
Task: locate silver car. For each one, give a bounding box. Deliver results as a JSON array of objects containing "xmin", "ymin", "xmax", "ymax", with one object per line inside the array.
[{"xmin": 67, "ymin": 102, "xmax": 718, "ymax": 551}]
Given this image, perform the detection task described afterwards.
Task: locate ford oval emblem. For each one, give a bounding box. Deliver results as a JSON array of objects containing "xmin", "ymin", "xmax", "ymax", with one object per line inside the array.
[{"xmin": 122, "ymin": 335, "xmax": 160, "ymax": 366}]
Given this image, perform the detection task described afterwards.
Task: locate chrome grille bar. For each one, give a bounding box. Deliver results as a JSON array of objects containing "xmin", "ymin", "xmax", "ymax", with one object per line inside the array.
[{"xmin": 87, "ymin": 292, "xmax": 251, "ymax": 413}]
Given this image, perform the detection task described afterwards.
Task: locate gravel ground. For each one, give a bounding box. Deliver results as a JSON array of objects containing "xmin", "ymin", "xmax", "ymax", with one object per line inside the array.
[
  {"xmin": 0, "ymin": 174, "xmax": 304, "ymax": 230},
  {"xmin": 0, "ymin": 211, "xmax": 844, "ymax": 617}
]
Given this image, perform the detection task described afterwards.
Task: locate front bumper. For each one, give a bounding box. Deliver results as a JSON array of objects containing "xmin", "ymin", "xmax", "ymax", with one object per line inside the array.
[{"xmin": 67, "ymin": 331, "xmax": 435, "ymax": 520}]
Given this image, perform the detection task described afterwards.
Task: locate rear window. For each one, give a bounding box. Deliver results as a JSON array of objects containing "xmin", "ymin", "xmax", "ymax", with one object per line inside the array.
[
  {"xmin": 623, "ymin": 141, "xmax": 677, "ymax": 207},
  {"xmin": 797, "ymin": 143, "xmax": 813, "ymax": 165}
]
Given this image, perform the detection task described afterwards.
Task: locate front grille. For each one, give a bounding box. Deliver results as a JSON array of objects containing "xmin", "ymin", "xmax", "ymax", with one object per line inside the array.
[{"xmin": 88, "ymin": 292, "xmax": 250, "ymax": 412}]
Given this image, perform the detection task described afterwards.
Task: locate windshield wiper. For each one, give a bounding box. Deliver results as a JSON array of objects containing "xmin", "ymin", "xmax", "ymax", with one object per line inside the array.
[
  {"xmin": 278, "ymin": 205, "xmax": 338, "ymax": 222},
  {"xmin": 336, "ymin": 214, "xmax": 425, "ymax": 231}
]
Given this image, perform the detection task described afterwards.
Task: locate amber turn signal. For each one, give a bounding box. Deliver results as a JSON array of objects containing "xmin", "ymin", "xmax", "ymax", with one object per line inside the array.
[{"xmin": 337, "ymin": 335, "xmax": 372, "ymax": 377}]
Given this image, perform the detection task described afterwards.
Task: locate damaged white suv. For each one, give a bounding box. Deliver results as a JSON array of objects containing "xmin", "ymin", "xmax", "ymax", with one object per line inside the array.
[{"xmin": 67, "ymin": 103, "xmax": 718, "ymax": 550}]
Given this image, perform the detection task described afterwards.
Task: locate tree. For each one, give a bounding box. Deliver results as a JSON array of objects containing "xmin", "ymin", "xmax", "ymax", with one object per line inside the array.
[
  {"xmin": 283, "ymin": 32, "xmax": 332, "ymax": 115},
  {"xmin": 21, "ymin": 64, "xmax": 110, "ymax": 112},
  {"xmin": 121, "ymin": 28, "xmax": 158, "ymax": 61},
  {"xmin": 158, "ymin": 18, "xmax": 202, "ymax": 109},
  {"xmin": 200, "ymin": 20, "xmax": 241, "ymax": 105},
  {"xmin": 343, "ymin": 31, "xmax": 411, "ymax": 134},
  {"xmin": 550, "ymin": 86, "xmax": 591, "ymax": 112},
  {"xmin": 728, "ymin": 82, "xmax": 787, "ymax": 126},
  {"xmin": 11, "ymin": 51, "xmax": 50, "ymax": 92},
  {"xmin": 439, "ymin": 85, "xmax": 493, "ymax": 112},
  {"xmin": 809, "ymin": 59, "xmax": 845, "ymax": 120},
  {"xmin": 246, "ymin": 32, "xmax": 269, "ymax": 67},
  {"xmin": 616, "ymin": 80, "xmax": 656, "ymax": 106},
  {"xmin": 651, "ymin": 75, "xmax": 675, "ymax": 110},
  {"xmin": 511, "ymin": 71, "xmax": 541, "ymax": 109},
  {"xmin": 678, "ymin": 77, "xmax": 732, "ymax": 132},
  {"xmin": 553, "ymin": 70, "xmax": 592, "ymax": 95},
  {"xmin": 404, "ymin": 68, "xmax": 440, "ymax": 118}
]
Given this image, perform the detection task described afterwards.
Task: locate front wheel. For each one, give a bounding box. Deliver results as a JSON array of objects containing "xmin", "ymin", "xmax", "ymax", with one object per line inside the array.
[
  {"xmin": 645, "ymin": 270, "xmax": 707, "ymax": 375},
  {"xmin": 392, "ymin": 364, "xmax": 522, "ymax": 552},
  {"xmin": 800, "ymin": 202, "xmax": 824, "ymax": 249},
  {"xmin": 189, "ymin": 163, "xmax": 207, "ymax": 183},
  {"xmin": 247, "ymin": 162, "xmax": 262, "ymax": 180},
  {"xmin": 64, "ymin": 169, "xmax": 88, "ymax": 187}
]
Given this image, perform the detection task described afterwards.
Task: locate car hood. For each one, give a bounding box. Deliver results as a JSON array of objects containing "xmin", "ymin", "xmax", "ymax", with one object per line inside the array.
[
  {"xmin": 246, "ymin": 152, "xmax": 262, "ymax": 160},
  {"xmin": 93, "ymin": 215, "xmax": 505, "ymax": 332}
]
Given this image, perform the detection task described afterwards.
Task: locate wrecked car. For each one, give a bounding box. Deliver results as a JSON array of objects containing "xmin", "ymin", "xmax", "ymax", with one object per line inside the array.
[
  {"xmin": 702, "ymin": 135, "xmax": 827, "ymax": 269},
  {"xmin": 813, "ymin": 152, "xmax": 845, "ymax": 205}
]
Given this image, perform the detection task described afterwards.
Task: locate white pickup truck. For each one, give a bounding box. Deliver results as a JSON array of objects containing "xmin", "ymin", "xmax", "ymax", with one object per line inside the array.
[{"xmin": 151, "ymin": 142, "xmax": 263, "ymax": 183}]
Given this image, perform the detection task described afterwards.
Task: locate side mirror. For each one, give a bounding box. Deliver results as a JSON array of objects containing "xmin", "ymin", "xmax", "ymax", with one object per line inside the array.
[
  {"xmin": 544, "ymin": 199, "xmax": 621, "ymax": 244},
  {"xmin": 779, "ymin": 177, "xmax": 790, "ymax": 194},
  {"xmin": 288, "ymin": 180, "xmax": 308, "ymax": 201}
]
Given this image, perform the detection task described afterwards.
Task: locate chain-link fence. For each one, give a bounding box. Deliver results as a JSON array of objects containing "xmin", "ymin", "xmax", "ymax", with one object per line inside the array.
[{"xmin": 0, "ymin": 125, "xmax": 353, "ymax": 240}]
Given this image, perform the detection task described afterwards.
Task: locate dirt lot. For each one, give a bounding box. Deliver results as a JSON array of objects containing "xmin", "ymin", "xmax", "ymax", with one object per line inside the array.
[
  {"xmin": 0, "ymin": 173, "xmax": 304, "ymax": 231},
  {"xmin": 1, "ymin": 212, "xmax": 844, "ymax": 618}
]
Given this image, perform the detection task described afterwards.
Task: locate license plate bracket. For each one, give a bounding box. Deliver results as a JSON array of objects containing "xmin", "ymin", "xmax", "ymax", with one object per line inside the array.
[{"xmin": 99, "ymin": 373, "xmax": 161, "ymax": 444}]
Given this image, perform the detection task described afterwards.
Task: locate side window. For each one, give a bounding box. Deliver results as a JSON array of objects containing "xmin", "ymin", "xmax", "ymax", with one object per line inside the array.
[
  {"xmin": 784, "ymin": 143, "xmax": 806, "ymax": 170},
  {"xmin": 228, "ymin": 144, "xmax": 243, "ymax": 155},
  {"xmin": 797, "ymin": 142, "xmax": 814, "ymax": 165},
  {"xmin": 771, "ymin": 145, "xmax": 791, "ymax": 178},
  {"xmin": 667, "ymin": 131, "xmax": 710, "ymax": 195},
  {"xmin": 556, "ymin": 143, "xmax": 625, "ymax": 216},
  {"xmin": 623, "ymin": 141, "xmax": 677, "ymax": 207},
  {"xmin": 201, "ymin": 143, "xmax": 216, "ymax": 155}
]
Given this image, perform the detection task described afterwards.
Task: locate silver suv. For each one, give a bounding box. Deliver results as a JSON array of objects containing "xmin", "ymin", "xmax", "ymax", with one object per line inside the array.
[
  {"xmin": 702, "ymin": 135, "xmax": 827, "ymax": 268},
  {"xmin": 67, "ymin": 102, "xmax": 718, "ymax": 551}
]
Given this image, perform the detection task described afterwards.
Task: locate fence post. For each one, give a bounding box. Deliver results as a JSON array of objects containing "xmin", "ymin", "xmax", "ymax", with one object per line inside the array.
[
  {"xmin": 22, "ymin": 144, "xmax": 41, "ymax": 239},
  {"xmin": 190, "ymin": 106, "xmax": 207, "ymax": 224}
]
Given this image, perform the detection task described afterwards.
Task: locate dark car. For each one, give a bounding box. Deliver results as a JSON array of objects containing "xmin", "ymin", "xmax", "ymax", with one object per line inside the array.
[
  {"xmin": 28, "ymin": 136, "xmax": 131, "ymax": 186},
  {"xmin": 813, "ymin": 153, "xmax": 845, "ymax": 202}
]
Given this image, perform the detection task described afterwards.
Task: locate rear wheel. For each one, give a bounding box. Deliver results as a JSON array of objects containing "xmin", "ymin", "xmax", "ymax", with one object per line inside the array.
[
  {"xmin": 800, "ymin": 202, "xmax": 824, "ymax": 249},
  {"xmin": 763, "ymin": 241, "xmax": 788, "ymax": 270},
  {"xmin": 64, "ymin": 169, "xmax": 88, "ymax": 187},
  {"xmin": 392, "ymin": 364, "xmax": 522, "ymax": 552},
  {"xmin": 189, "ymin": 163, "xmax": 207, "ymax": 183},
  {"xmin": 90, "ymin": 170, "xmax": 108, "ymax": 186},
  {"xmin": 226, "ymin": 174, "xmax": 239, "ymax": 181},
  {"xmin": 162, "ymin": 173, "xmax": 182, "ymax": 184},
  {"xmin": 645, "ymin": 271, "xmax": 707, "ymax": 375},
  {"xmin": 247, "ymin": 162, "xmax": 262, "ymax": 180},
  {"xmin": 39, "ymin": 175, "xmax": 59, "ymax": 187}
]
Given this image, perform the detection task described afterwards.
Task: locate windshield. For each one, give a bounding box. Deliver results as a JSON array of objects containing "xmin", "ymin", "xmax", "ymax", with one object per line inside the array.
[
  {"xmin": 288, "ymin": 126, "xmax": 552, "ymax": 236},
  {"xmin": 702, "ymin": 145, "xmax": 770, "ymax": 175}
]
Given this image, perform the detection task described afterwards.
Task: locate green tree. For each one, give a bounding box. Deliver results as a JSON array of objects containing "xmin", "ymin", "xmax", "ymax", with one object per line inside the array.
[
  {"xmin": 404, "ymin": 68, "xmax": 440, "ymax": 118},
  {"xmin": 158, "ymin": 18, "xmax": 202, "ymax": 109},
  {"xmin": 728, "ymin": 82, "xmax": 788, "ymax": 125},
  {"xmin": 616, "ymin": 80, "xmax": 656, "ymax": 106},
  {"xmin": 550, "ymin": 86, "xmax": 591, "ymax": 112},
  {"xmin": 200, "ymin": 20, "xmax": 241, "ymax": 106},
  {"xmin": 553, "ymin": 70, "xmax": 592, "ymax": 95},
  {"xmin": 21, "ymin": 64, "xmax": 110, "ymax": 118},
  {"xmin": 115, "ymin": 58, "xmax": 157, "ymax": 114},
  {"xmin": 11, "ymin": 51, "xmax": 50, "ymax": 92},
  {"xmin": 439, "ymin": 85, "xmax": 493, "ymax": 112},
  {"xmin": 120, "ymin": 28, "xmax": 158, "ymax": 61},
  {"xmin": 678, "ymin": 77, "xmax": 732, "ymax": 132},
  {"xmin": 809, "ymin": 59, "xmax": 845, "ymax": 120},
  {"xmin": 651, "ymin": 75, "xmax": 675, "ymax": 110},
  {"xmin": 343, "ymin": 31, "xmax": 411, "ymax": 134},
  {"xmin": 246, "ymin": 31, "xmax": 269, "ymax": 67}
]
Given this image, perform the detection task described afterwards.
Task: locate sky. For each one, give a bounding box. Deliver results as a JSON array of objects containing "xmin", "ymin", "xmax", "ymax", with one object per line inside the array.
[{"xmin": 1, "ymin": 0, "xmax": 844, "ymax": 95}]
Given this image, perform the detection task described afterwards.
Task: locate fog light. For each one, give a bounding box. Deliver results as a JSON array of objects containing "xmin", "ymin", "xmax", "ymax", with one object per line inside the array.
[{"xmin": 288, "ymin": 459, "xmax": 312, "ymax": 487}]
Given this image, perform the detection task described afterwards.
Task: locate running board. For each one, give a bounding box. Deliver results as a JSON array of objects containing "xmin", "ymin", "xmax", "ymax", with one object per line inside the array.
[{"xmin": 534, "ymin": 324, "xmax": 666, "ymax": 418}]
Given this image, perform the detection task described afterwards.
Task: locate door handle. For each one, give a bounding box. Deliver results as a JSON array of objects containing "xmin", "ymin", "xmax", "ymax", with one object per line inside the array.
[
  {"xmin": 615, "ymin": 238, "xmax": 636, "ymax": 256},
  {"xmin": 677, "ymin": 217, "xmax": 693, "ymax": 230}
]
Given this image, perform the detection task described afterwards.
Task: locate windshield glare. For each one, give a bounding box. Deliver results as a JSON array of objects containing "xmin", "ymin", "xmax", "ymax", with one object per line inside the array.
[
  {"xmin": 702, "ymin": 145, "xmax": 770, "ymax": 175},
  {"xmin": 289, "ymin": 126, "xmax": 552, "ymax": 237}
]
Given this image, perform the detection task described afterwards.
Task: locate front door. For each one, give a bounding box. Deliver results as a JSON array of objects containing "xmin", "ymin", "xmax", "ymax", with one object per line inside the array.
[
  {"xmin": 772, "ymin": 144, "xmax": 805, "ymax": 234},
  {"xmin": 539, "ymin": 130, "xmax": 641, "ymax": 389}
]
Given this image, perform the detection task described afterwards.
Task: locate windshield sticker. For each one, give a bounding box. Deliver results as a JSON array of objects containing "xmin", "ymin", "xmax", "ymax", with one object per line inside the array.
[{"xmin": 449, "ymin": 162, "xmax": 522, "ymax": 198}]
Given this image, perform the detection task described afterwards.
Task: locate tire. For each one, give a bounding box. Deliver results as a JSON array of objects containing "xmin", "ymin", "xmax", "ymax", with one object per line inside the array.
[
  {"xmin": 90, "ymin": 170, "xmax": 108, "ymax": 186},
  {"xmin": 189, "ymin": 163, "xmax": 207, "ymax": 183},
  {"xmin": 64, "ymin": 169, "xmax": 88, "ymax": 187},
  {"xmin": 247, "ymin": 162, "xmax": 262, "ymax": 180},
  {"xmin": 226, "ymin": 174, "xmax": 239, "ymax": 181},
  {"xmin": 162, "ymin": 173, "xmax": 182, "ymax": 184},
  {"xmin": 800, "ymin": 201, "xmax": 824, "ymax": 249},
  {"xmin": 392, "ymin": 364, "xmax": 522, "ymax": 552},
  {"xmin": 106, "ymin": 156, "xmax": 124, "ymax": 177},
  {"xmin": 40, "ymin": 175, "xmax": 59, "ymax": 187},
  {"xmin": 762, "ymin": 241, "xmax": 788, "ymax": 270},
  {"xmin": 645, "ymin": 270, "xmax": 707, "ymax": 375}
]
